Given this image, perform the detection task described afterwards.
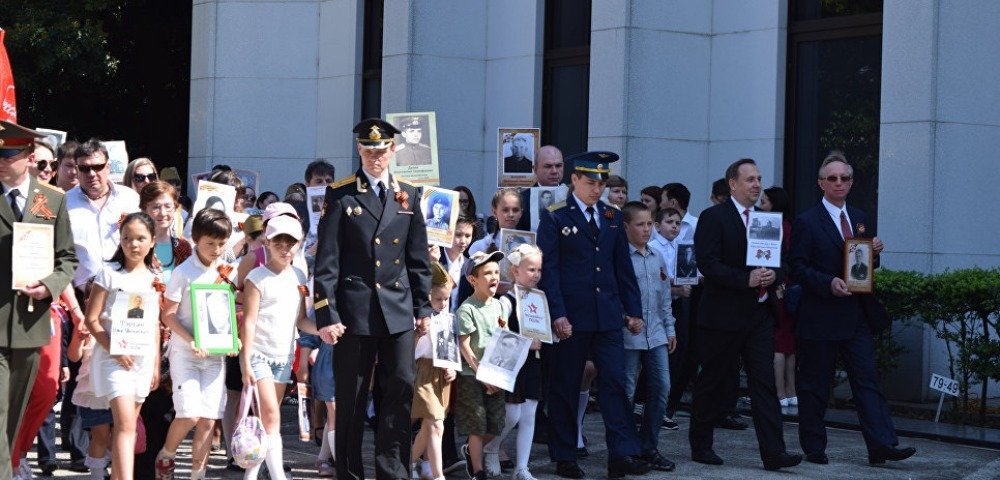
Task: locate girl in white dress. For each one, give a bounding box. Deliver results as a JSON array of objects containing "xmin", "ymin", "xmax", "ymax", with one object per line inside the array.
[{"xmin": 85, "ymin": 212, "xmax": 162, "ymax": 480}]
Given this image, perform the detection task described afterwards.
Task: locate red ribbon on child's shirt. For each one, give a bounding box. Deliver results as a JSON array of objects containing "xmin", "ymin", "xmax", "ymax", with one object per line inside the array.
[{"xmin": 215, "ymin": 264, "xmax": 238, "ymax": 291}]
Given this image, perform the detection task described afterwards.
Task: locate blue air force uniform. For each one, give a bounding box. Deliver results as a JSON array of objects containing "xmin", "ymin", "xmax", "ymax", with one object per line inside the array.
[{"xmin": 537, "ymin": 152, "xmax": 645, "ymax": 468}]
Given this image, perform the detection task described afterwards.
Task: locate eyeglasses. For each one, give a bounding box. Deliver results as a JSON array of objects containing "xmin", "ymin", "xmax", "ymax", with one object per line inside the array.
[
  {"xmin": 133, "ymin": 173, "xmax": 157, "ymax": 183},
  {"xmin": 824, "ymin": 175, "xmax": 853, "ymax": 183},
  {"xmin": 77, "ymin": 162, "xmax": 108, "ymax": 174},
  {"xmin": 35, "ymin": 160, "xmax": 58, "ymax": 171}
]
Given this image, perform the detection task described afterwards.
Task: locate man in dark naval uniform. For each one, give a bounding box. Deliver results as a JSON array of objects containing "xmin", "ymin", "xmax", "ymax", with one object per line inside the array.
[
  {"xmin": 393, "ymin": 116, "xmax": 433, "ymax": 166},
  {"xmin": 314, "ymin": 118, "xmax": 433, "ymax": 480},
  {"xmin": 537, "ymin": 151, "xmax": 652, "ymax": 479}
]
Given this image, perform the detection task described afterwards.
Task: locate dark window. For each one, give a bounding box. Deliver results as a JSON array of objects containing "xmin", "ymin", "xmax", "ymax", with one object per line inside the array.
[
  {"xmin": 361, "ymin": 0, "xmax": 384, "ymax": 120},
  {"xmin": 542, "ymin": 0, "xmax": 591, "ymax": 179},
  {"xmin": 785, "ymin": 1, "xmax": 882, "ymax": 224}
]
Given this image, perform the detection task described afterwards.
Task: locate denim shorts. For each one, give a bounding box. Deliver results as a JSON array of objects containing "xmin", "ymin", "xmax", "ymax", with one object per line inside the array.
[
  {"xmin": 79, "ymin": 406, "xmax": 113, "ymax": 429},
  {"xmin": 249, "ymin": 356, "xmax": 293, "ymax": 384}
]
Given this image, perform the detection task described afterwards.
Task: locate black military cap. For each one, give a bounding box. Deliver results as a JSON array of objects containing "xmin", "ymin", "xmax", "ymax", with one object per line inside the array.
[
  {"xmin": 567, "ymin": 151, "xmax": 619, "ymax": 180},
  {"xmin": 353, "ymin": 118, "xmax": 401, "ymax": 149},
  {"xmin": 0, "ymin": 119, "xmax": 44, "ymax": 158}
]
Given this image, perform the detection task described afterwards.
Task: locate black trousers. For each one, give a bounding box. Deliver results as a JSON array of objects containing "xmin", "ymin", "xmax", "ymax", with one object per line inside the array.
[
  {"xmin": 689, "ymin": 307, "xmax": 786, "ymax": 461},
  {"xmin": 666, "ymin": 297, "xmax": 691, "ymax": 413},
  {"xmin": 35, "ymin": 410, "xmax": 57, "ymax": 463},
  {"xmin": 334, "ymin": 331, "xmax": 415, "ymax": 480}
]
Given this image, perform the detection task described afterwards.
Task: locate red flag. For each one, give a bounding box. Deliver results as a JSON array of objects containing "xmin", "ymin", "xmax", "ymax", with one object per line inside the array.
[{"xmin": 0, "ymin": 28, "xmax": 16, "ymax": 122}]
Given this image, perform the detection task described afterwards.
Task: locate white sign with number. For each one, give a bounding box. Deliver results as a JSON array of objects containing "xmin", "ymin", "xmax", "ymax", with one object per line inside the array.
[{"xmin": 929, "ymin": 373, "xmax": 959, "ymax": 397}]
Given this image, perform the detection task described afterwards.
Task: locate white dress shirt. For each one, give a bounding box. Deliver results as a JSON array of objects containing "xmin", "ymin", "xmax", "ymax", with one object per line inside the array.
[
  {"xmin": 67, "ymin": 183, "xmax": 141, "ymax": 287},
  {"xmin": 1, "ymin": 175, "xmax": 31, "ymax": 215},
  {"xmin": 362, "ymin": 169, "xmax": 391, "ymax": 198},
  {"xmin": 572, "ymin": 193, "xmax": 600, "ymax": 228},
  {"xmin": 821, "ymin": 197, "xmax": 852, "ymax": 239},
  {"xmin": 678, "ymin": 211, "xmax": 698, "ymax": 243}
]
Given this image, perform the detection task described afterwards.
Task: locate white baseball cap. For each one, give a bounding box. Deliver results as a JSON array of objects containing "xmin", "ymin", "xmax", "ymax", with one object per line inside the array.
[{"xmin": 265, "ymin": 215, "xmax": 303, "ymax": 241}]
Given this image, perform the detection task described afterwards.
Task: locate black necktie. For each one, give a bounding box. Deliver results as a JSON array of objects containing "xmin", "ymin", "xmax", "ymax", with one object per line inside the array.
[
  {"xmin": 586, "ymin": 206, "xmax": 598, "ymax": 238},
  {"xmin": 377, "ymin": 181, "xmax": 387, "ymax": 205},
  {"xmin": 8, "ymin": 189, "xmax": 22, "ymax": 222}
]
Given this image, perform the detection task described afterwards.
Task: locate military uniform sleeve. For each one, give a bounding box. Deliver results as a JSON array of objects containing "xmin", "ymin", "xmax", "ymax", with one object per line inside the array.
[
  {"xmin": 612, "ymin": 213, "xmax": 643, "ymax": 318},
  {"xmin": 313, "ymin": 186, "xmax": 344, "ymax": 328},
  {"xmin": 40, "ymin": 193, "xmax": 78, "ymax": 299},
  {"xmin": 404, "ymin": 184, "xmax": 433, "ymax": 319},
  {"xmin": 536, "ymin": 208, "xmax": 566, "ymax": 320}
]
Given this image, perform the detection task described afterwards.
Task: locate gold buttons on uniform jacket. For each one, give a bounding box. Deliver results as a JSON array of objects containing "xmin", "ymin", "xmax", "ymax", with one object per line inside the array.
[
  {"xmin": 596, "ymin": 267, "xmax": 601, "ymax": 272},
  {"xmin": 375, "ymin": 238, "xmax": 381, "ymax": 245},
  {"xmin": 393, "ymin": 238, "xmax": 400, "ymax": 244},
  {"xmin": 596, "ymin": 287, "xmax": 601, "ymax": 293},
  {"xmin": 394, "ymin": 259, "xmax": 400, "ymax": 265},
  {"xmin": 376, "ymin": 260, "xmax": 381, "ymax": 267},
  {"xmin": 376, "ymin": 283, "xmax": 382, "ymax": 289},
  {"xmin": 395, "ymin": 281, "xmax": 401, "ymax": 287},
  {"xmin": 595, "ymin": 246, "xmax": 600, "ymax": 252}
]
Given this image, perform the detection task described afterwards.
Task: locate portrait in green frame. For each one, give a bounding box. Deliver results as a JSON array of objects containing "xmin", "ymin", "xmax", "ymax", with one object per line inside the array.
[{"xmin": 190, "ymin": 283, "xmax": 239, "ymax": 355}]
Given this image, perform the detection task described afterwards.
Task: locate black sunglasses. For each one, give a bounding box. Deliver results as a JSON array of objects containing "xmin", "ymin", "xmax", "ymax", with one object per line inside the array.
[
  {"xmin": 134, "ymin": 173, "xmax": 158, "ymax": 183},
  {"xmin": 35, "ymin": 160, "xmax": 58, "ymax": 171},
  {"xmin": 824, "ymin": 175, "xmax": 853, "ymax": 183},
  {"xmin": 77, "ymin": 162, "xmax": 108, "ymax": 174}
]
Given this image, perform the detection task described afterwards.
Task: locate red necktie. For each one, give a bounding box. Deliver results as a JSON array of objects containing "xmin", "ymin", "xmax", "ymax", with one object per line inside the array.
[
  {"xmin": 840, "ymin": 211, "xmax": 853, "ymax": 239},
  {"xmin": 743, "ymin": 208, "xmax": 750, "ymax": 227}
]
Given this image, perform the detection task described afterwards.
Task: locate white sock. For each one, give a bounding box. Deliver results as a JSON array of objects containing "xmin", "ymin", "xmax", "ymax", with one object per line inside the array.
[
  {"xmin": 191, "ymin": 467, "xmax": 207, "ymax": 480},
  {"xmin": 318, "ymin": 425, "xmax": 332, "ymax": 462},
  {"xmin": 517, "ymin": 400, "xmax": 538, "ymax": 470},
  {"xmin": 264, "ymin": 434, "xmax": 287, "ymax": 480},
  {"xmin": 85, "ymin": 455, "xmax": 108, "ymax": 480},
  {"xmin": 327, "ymin": 429, "xmax": 336, "ymax": 462},
  {"xmin": 577, "ymin": 390, "xmax": 589, "ymax": 448}
]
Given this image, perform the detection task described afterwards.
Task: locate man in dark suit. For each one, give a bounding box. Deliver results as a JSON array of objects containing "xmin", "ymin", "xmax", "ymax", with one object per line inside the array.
[
  {"xmin": 790, "ymin": 152, "xmax": 915, "ymax": 466},
  {"xmin": 0, "ymin": 120, "xmax": 78, "ymax": 480},
  {"xmin": 314, "ymin": 118, "xmax": 433, "ymax": 480},
  {"xmin": 537, "ymin": 151, "xmax": 651, "ymax": 479},
  {"xmin": 689, "ymin": 158, "xmax": 801, "ymax": 471},
  {"xmin": 503, "ymin": 135, "xmax": 533, "ymax": 173}
]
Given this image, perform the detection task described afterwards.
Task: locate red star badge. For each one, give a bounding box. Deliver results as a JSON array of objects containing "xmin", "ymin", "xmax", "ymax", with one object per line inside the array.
[{"xmin": 528, "ymin": 303, "xmax": 538, "ymax": 314}]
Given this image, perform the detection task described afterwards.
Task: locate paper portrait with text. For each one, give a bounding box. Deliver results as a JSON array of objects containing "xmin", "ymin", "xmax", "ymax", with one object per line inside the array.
[
  {"xmin": 110, "ymin": 292, "xmax": 160, "ymax": 356},
  {"xmin": 529, "ymin": 185, "xmax": 568, "ymax": 231},
  {"xmin": 430, "ymin": 312, "xmax": 462, "ymax": 371},
  {"xmin": 11, "ymin": 223, "xmax": 54, "ymax": 290},
  {"xmin": 514, "ymin": 285, "xmax": 553, "ymax": 344},
  {"xmin": 421, "ymin": 186, "xmax": 460, "ymax": 248},
  {"xmin": 746, "ymin": 211, "xmax": 783, "ymax": 268},
  {"xmin": 386, "ymin": 111, "xmax": 440, "ymax": 186},
  {"xmin": 497, "ymin": 128, "xmax": 540, "ymax": 188}
]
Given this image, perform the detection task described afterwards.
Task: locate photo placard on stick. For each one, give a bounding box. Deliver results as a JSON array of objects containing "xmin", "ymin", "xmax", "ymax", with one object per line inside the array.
[
  {"xmin": 11, "ymin": 223, "xmax": 54, "ymax": 290},
  {"xmin": 35, "ymin": 128, "xmax": 67, "ymax": 150},
  {"xmin": 386, "ymin": 111, "xmax": 440, "ymax": 186},
  {"xmin": 514, "ymin": 285, "xmax": 553, "ymax": 344},
  {"xmin": 498, "ymin": 128, "xmax": 540, "ymax": 188},
  {"xmin": 190, "ymin": 283, "xmax": 239, "ymax": 355},
  {"xmin": 746, "ymin": 211, "xmax": 783, "ymax": 268},
  {"xmin": 420, "ymin": 186, "xmax": 460, "ymax": 248},
  {"xmin": 102, "ymin": 140, "xmax": 129, "ymax": 184},
  {"xmin": 475, "ymin": 330, "xmax": 532, "ymax": 392},
  {"xmin": 529, "ymin": 186, "xmax": 568, "ymax": 231},
  {"xmin": 498, "ymin": 229, "xmax": 536, "ymax": 282},
  {"xmin": 430, "ymin": 312, "xmax": 461, "ymax": 371},
  {"xmin": 192, "ymin": 180, "xmax": 237, "ymax": 220},
  {"xmin": 109, "ymin": 292, "xmax": 160, "ymax": 356},
  {"xmin": 305, "ymin": 186, "xmax": 326, "ymax": 236},
  {"xmin": 674, "ymin": 243, "xmax": 699, "ymax": 285},
  {"xmin": 844, "ymin": 238, "xmax": 874, "ymax": 293}
]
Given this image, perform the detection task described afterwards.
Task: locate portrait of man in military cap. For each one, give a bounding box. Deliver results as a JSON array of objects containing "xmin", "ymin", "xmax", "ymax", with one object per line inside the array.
[{"xmin": 393, "ymin": 115, "xmax": 433, "ymax": 166}]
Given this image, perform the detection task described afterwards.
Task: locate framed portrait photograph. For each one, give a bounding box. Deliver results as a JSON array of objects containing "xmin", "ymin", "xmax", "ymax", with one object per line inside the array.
[
  {"xmin": 674, "ymin": 243, "xmax": 699, "ymax": 286},
  {"xmin": 746, "ymin": 211, "xmax": 783, "ymax": 268},
  {"xmin": 305, "ymin": 185, "xmax": 326, "ymax": 236},
  {"xmin": 476, "ymin": 330, "xmax": 532, "ymax": 392},
  {"xmin": 190, "ymin": 283, "xmax": 239, "ymax": 355},
  {"xmin": 844, "ymin": 238, "xmax": 874, "ymax": 293},
  {"xmin": 386, "ymin": 111, "xmax": 440, "ymax": 186},
  {"xmin": 430, "ymin": 312, "xmax": 462, "ymax": 371},
  {"xmin": 192, "ymin": 180, "xmax": 237, "ymax": 220},
  {"xmin": 420, "ymin": 186, "xmax": 460, "ymax": 248},
  {"xmin": 498, "ymin": 128, "xmax": 540, "ymax": 188},
  {"xmin": 514, "ymin": 285, "xmax": 553, "ymax": 343},
  {"xmin": 498, "ymin": 228, "xmax": 536, "ymax": 282}
]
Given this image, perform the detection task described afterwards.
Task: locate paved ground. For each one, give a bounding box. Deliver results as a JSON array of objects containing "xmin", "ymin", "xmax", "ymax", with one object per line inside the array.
[{"xmin": 28, "ymin": 406, "xmax": 1000, "ymax": 479}]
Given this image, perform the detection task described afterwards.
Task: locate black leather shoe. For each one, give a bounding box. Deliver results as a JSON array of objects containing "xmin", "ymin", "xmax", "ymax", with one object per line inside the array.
[
  {"xmin": 716, "ymin": 414, "xmax": 748, "ymax": 430},
  {"xmin": 555, "ymin": 461, "xmax": 585, "ymax": 479},
  {"xmin": 763, "ymin": 452, "xmax": 803, "ymax": 471},
  {"xmin": 608, "ymin": 455, "xmax": 651, "ymax": 478},
  {"xmin": 640, "ymin": 452, "xmax": 676, "ymax": 472},
  {"xmin": 576, "ymin": 446, "xmax": 590, "ymax": 458},
  {"xmin": 805, "ymin": 452, "xmax": 829, "ymax": 464},
  {"xmin": 40, "ymin": 459, "xmax": 58, "ymax": 475},
  {"xmin": 691, "ymin": 449, "xmax": 724, "ymax": 465},
  {"xmin": 869, "ymin": 446, "xmax": 916, "ymax": 465}
]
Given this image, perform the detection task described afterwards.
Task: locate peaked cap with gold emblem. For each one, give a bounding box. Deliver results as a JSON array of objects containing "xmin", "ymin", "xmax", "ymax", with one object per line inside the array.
[
  {"xmin": 353, "ymin": 118, "xmax": 401, "ymax": 149},
  {"xmin": 567, "ymin": 151, "xmax": 619, "ymax": 180}
]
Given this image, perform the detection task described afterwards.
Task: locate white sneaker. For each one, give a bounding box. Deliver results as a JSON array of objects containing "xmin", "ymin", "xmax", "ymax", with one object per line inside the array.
[
  {"xmin": 780, "ymin": 397, "xmax": 790, "ymax": 407},
  {"xmin": 484, "ymin": 451, "xmax": 501, "ymax": 477},
  {"xmin": 787, "ymin": 396, "xmax": 798, "ymax": 406},
  {"xmin": 513, "ymin": 468, "xmax": 538, "ymax": 480}
]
